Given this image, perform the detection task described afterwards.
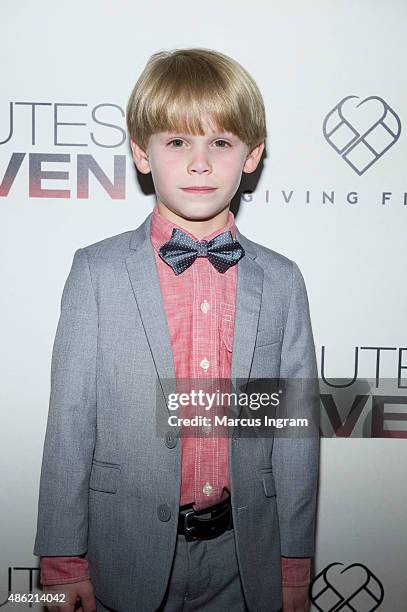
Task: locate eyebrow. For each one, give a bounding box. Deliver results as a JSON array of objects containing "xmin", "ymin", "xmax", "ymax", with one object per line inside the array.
[{"xmin": 161, "ymin": 131, "xmax": 235, "ymax": 139}]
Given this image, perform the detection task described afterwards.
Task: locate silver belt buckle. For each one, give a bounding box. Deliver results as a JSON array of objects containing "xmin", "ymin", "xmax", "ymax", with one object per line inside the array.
[{"xmin": 183, "ymin": 509, "xmax": 198, "ymax": 540}]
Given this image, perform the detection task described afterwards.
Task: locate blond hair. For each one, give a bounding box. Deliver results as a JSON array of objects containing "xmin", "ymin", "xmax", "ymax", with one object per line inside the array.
[{"xmin": 126, "ymin": 48, "xmax": 267, "ymax": 150}]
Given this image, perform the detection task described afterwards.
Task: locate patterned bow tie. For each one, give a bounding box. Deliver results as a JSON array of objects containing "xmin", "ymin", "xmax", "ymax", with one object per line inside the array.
[{"xmin": 159, "ymin": 228, "xmax": 245, "ymax": 275}]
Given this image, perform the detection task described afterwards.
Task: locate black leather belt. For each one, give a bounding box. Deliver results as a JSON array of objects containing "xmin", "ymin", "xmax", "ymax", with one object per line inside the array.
[{"xmin": 178, "ymin": 496, "xmax": 233, "ymax": 541}]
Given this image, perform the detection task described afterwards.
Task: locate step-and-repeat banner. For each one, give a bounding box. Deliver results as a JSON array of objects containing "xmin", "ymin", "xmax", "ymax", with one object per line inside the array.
[{"xmin": 1, "ymin": 1, "xmax": 406, "ymax": 610}]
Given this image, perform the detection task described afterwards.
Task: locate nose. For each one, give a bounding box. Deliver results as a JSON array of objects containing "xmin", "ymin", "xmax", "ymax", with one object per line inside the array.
[{"xmin": 187, "ymin": 146, "xmax": 212, "ymax": 174}]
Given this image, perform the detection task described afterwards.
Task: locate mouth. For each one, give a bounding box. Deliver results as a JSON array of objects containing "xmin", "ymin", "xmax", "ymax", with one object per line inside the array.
[{"xmin": 181, "ymin": 187, "xmax": 217, "ymax": 194}]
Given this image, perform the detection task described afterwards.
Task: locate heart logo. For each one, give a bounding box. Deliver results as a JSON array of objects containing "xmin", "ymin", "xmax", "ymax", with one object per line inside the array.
[
  {"xmin": 323, "ymin": 95, "xmax": 401, "ymax": 175},
  {"xmin": 310, "ymin": 562, "xmax": 384, "ymax": 611}
]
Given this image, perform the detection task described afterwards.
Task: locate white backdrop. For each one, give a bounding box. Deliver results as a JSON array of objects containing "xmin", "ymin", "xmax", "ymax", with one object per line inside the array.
[{"xmin": 1, "ymin": 1, "xmax": 406, "ymax": 610}]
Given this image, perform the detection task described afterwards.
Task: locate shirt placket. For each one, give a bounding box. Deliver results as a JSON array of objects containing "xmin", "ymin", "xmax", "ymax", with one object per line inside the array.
[{"xmin": 192, "ymin": 258, "xmax": 220, "ymax": 510}]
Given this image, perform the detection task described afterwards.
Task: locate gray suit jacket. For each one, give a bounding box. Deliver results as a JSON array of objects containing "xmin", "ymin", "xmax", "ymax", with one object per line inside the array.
[{"xmin": 34, "ymin": 212, "xmax": 319, "ymax": 612}]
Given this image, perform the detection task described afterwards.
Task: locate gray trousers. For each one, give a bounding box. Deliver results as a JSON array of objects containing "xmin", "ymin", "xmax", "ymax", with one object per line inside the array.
[{"xmin": 96, "ymin": 527, "xmax": 249, "ymax": 611}]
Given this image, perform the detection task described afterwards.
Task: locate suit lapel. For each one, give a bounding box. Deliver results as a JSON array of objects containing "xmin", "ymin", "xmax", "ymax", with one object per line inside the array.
[
  {"xmin": 230, "ymin": 229, "xmax": 264, "ymax": 419},
  {"xmin": 125, "ymin": 213, "xmax": 177, "ymax": 414},
  {"xmin": 125, "ymin": 214, "xmax": 264, "ymax": 420}
]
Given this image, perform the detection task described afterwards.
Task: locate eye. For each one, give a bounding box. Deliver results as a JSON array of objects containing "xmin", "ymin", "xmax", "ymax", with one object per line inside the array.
[
  {"xmin": 167, "ymin": 138, "xmax": 185, "ymax": 148},
  {"xmin": 214, "ymin": 139, "xmax": 231, "ymax": 148}
]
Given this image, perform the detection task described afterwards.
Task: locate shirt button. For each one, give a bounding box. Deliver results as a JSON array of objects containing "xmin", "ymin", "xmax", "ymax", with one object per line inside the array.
[
  {"xmin": 200, "ymin": 300, "xmax": 210, "ymax": 314},
  {"xmin": 203, "ymin": 482, "xmax": 213, "ymax": 496},
  {"xmin": 200, "ymin": 358, "xmax": 210, "ymax": 371},
  {"xmin": 202, "ymin": 423, "xmax": 212, "ymax": 434}
]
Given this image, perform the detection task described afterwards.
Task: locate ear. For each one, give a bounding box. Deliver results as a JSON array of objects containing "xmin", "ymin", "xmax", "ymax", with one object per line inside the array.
[
  {"xmin": 243, "ymin": 141, "xmax": 265, "ymax": 174},
  {"xmin": 130, "ymin": 139, "xmax": 151, "ymax": 174}
]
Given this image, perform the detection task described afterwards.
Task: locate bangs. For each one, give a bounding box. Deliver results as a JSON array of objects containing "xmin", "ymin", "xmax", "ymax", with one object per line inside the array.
[{"xmin": 141, "ymin": 80, "xmax": 241, "ymax": 140}]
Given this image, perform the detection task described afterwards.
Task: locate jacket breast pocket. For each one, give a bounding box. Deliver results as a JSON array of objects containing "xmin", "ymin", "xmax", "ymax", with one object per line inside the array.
[
  {"xmin": 89, "ymin": 460, "xmax": 121, "ymax": 494},
  {"xmin": 255, "ymin": 326, "xmax": 283, "ymax": 348}
]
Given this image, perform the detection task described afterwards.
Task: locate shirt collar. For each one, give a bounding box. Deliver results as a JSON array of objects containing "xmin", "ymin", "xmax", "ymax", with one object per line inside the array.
[{"xmin": 150, "ymin": 202, "xmax": 237, "ymax": 253}]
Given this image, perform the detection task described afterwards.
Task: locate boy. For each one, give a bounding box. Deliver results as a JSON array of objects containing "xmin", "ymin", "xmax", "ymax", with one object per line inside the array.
[{"xmin": 34, "ymin": 48, "xmax": 319, "ymax": 612}]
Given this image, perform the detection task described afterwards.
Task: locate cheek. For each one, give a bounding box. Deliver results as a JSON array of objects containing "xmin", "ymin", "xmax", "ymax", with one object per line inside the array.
[
  {"xmin": 150, "ymin": 158, "xmax": 180, "ymax": 187},
  {"xmin": 218, "ymin": 156, "xmax": 245, "ymax": 184}
]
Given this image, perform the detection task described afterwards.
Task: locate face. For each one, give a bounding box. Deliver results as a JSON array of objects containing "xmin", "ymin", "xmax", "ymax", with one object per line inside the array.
[{"xmin": 130, "ymin": 116, "xmax": 264, "ymax": 225}]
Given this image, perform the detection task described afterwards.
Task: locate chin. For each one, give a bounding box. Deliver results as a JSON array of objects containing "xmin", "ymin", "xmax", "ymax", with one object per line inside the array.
[
  {"xmin": 179, "ymin": 210, "xmax": 220, "ymax": 222},
  {"xmin": 174, "ymin": 203, "xmax": 225, "ymax": 221}
]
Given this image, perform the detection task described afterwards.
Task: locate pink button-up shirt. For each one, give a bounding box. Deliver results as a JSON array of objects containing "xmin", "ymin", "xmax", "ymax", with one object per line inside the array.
[
  {"xmin": 150, "ymin": 204, "xmax": 236, "ymax": 510},
  {"xmin": 40, "ymin": 204, "xmax": 311, "ymax": 587}
]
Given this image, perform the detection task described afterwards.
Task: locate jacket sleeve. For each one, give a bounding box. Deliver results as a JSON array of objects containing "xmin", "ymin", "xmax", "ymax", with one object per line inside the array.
[
  {"xmin": 272, "ymin": 260, "xmax": 320, "ymax": 557},
  {"xmin": 33, "ymin": 248, "xmax": 98, "ymax": 556}
]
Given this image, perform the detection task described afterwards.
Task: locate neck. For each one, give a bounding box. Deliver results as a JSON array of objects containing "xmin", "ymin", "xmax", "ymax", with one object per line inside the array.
[{"xmin": 156, "ymin": 202, "xmax": 231, "ymax": 240}]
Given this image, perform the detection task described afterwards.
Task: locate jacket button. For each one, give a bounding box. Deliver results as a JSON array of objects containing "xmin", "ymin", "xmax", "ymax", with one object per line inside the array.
[
  {"xmin": 157, "ymin": 504, "xmax": 171, "ymax": 522},
  {"xmin": 165, "ymin": 430, "xmax": 178, "ymax": 448}
]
